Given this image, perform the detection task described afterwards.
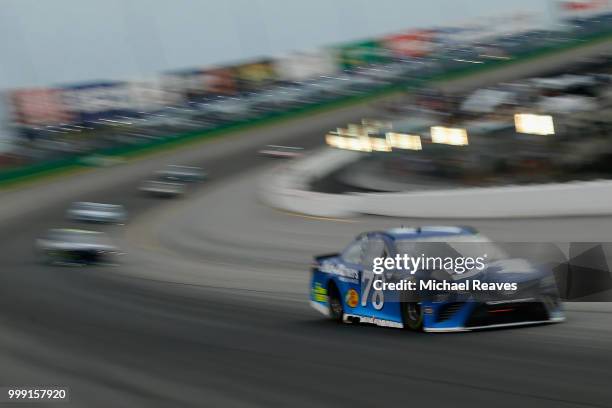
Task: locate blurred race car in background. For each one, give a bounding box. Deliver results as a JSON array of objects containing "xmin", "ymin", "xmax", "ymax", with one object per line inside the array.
[
  {"xmin": 66, "ymin": 202, "xmax": 127, "ymax": 224},
  {"xmin": 310, "ymin": 226, "xmax": 564, "ymax": 332},
  {"xmin": 157, "ymin": 165, "xmax": 207, "ymax": 183},
  {"xmin": 139, "ymin": 178, "xmax": 186, "ymax": 197},
  {"xmin": 258, "ymin": 145, "xmax": 304, "ymax": 158},
  {"xmin": 37, "ymin": 229, "xmax": 121, "ymax": 265},
  {"xmin": 139, "ymin": 164, "xmax": 205, "ymax": 197}
]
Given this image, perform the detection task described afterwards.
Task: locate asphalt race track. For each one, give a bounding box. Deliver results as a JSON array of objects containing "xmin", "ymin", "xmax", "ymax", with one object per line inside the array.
[{"xmin": 2, "ymin": 106, "xmax": 612, "ymax": 407}]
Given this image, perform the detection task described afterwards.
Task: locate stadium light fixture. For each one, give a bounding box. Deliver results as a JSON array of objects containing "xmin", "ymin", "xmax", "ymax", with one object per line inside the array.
[
  {"xmin": 326, "ymin": 132, "xmax": 373, "ymax": 152},
  {"xmin": 514, "ymin": 113, "xmax": 555, "ymax": 135},
  {"xmin": 325, "ymin": 133, "xmax": 344, "ymax": 148},
  {"xmin": 430, "ymin": 126, "xmax": 469, "ymax": 146},
  {"xmin": 369, "ymin": 137, "xmax": 392, "ymax": 152},
  {"xmin": 346, "ymin": 123, "xmax": 369, "ymax": 136},
  {"xmin": 386, "ymin": 132, "xmax": 422, "ymax": 150}
]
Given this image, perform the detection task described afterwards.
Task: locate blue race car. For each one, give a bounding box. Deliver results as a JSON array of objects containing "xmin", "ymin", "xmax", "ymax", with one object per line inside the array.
[{"xmin": 310, "ymin": 226, "xmax": 564, "ymax": 332}]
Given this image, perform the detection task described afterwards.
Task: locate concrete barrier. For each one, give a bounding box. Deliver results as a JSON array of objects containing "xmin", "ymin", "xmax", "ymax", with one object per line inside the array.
[
  {"xmin": 261, "ymin": 149, "xmax": 612, "ymax": 219},
  {"xmin": 356, "ymin": 180, "xmax": 612, "ymax": 218},
  {"xmin": 259, "ymin": 148, "xmax": 360, "ymax": 217}
]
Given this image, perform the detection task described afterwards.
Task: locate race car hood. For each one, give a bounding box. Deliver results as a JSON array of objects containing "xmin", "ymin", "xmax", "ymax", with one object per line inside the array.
[
  {"xmin": 474, "ymin": 258, "xmax": 547, "ymax": 283},
  {"xmin": 442, "ymin": 258, "xmax": 546, "ymax": 281}
]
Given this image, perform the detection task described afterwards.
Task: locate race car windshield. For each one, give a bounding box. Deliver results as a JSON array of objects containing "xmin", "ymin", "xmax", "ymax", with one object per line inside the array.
[
  {"xmin": 73, "ymin": 203, "xmax": 117, "ymax": 211},
  {"xmin": 158, "ymin": 170, "xmax": 199, "ymax": 181},
  {"xmin": 154, "ymin": 174, "xmax": 184, "ymax": 182}
]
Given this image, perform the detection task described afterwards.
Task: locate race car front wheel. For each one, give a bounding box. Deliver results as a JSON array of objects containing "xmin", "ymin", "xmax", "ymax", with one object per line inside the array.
[
  {"xmin": 328, "ymin": 285, "xmax": 344, "ymax": 323},
  {"xmin": 402, "ymin": 302, "xmax": 423, "ymax": 331}
]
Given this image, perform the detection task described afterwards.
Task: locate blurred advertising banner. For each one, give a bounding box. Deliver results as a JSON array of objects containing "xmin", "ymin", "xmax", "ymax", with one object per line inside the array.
[
  {"xmin": 163, "ymin": 67, "xmax": 238, "ymax": 101},
  {"xmin": 334, "ymin": 39, "xmax": 390, "ymax": 70},
  {"xmin": 0, "ymin": 91, "xmax": 17, "ymax": 155},
  {"xmin": 382, "ymin": 30, "xmax": 436, "ymax": 58},
  {"xmin": 10, "ymin": 88, "xmax": 73, "ymax": 126},
  {"xmin": 201, "ymin": 67, "xmax": 237, "ymax": 95},
  {"xmin": 163, "ymin": 69, "xmax": 208, "ymax": 102},
  {"xmin": 476, "ymin": 13, "xmax": 542, "ymax": 39},
  {"xmin": 232, "ymin": 58, "xmax": 278, "ymax": 91},
  {"xmin": 12, "ymin": 82, "xmax": 172, "ymax": 126},
  {"xmin": 126, "ymin": 78, "xmax": 181, "ymax": 112},
  {"xmin": 431, "ymin": 27, "xmax": 484, "ymax": 46},
  {"xmin": 61, "ymin": 82, "xmax": 133, "ymax": 123},
  {"xmin": 431, "ymin": 12, "xmax": 542, "ymax": 46},
  {"xmin": 273, "ymin": 50, "xmax": 338, "ymax": 81},
  {"xmin": 558, "ymin": 0, "xmax": 611, "ymax": 18}
]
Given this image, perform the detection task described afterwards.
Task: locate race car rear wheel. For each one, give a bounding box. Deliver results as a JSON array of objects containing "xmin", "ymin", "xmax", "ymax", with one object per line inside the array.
[
  {"xmin": 328, "ymin": 284, "xmax": 344, "ymax": 323},
  {"xmin": 402, "ymin": 302, "xmax": 423, "ymax": 331}
]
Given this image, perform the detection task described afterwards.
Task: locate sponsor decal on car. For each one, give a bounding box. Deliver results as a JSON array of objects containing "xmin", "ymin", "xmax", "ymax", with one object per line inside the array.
[
  {"xmin": 345, "ymin": 289, "xmax": 359, "ymax": 308},
  {"xmin": 312, "ymin": 282, "xmax": 328, "ymax": 303},
  {"xmin": 345, "ymin": 314, "xmax": 403, "ymax": 328},
  {"xmin": 319, "ymin": 262, "xmax": 359, "ymax": 283}
]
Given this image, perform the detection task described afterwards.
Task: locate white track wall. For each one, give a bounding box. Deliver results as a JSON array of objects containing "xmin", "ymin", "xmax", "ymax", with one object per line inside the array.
[{"xmin": 261, "ymin": 148, "xmax": 612, "ymax": 219}]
